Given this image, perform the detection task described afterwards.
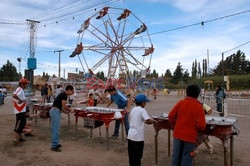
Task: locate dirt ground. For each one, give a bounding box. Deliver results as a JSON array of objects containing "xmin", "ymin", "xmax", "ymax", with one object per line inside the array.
[{"xmin": 0, "ymin": 92, "xmax": 249, "ymax": 166}]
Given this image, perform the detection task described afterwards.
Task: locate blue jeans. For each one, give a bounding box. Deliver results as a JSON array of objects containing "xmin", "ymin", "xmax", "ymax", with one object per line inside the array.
[
  {"xmin": 50, "ymin": 107, "xmax": 61, "ymax": 148},
  {"xmin": 114, "ymin": 112, "xmax": 129, "ymax": 136},
  {"xmin": 217, "ymin": 103, "xmax": 222, "ymax": 113},
  {"xmin": 172, "ymin": 138, "xmax": 195, "ymax": 166}
]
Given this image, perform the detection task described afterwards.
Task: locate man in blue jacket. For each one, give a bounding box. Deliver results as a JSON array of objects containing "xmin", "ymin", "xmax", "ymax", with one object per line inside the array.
[{"xmin": 106, "ymin": 85, "xmax": 129, "ymax": 139}]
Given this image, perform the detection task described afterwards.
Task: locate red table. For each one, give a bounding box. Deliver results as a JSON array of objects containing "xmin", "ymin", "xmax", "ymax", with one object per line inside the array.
[
  {"xmin": 153, "ymin": 114, "xmax": 239, "ymax": 166},
  {"xmin": 33, "ymin": 103, "xmax": 52, "ymax": 126},
  {"xmin": 33, "ymin": 103, "xmax": 71, "ymax": 129},
  {"xmin": 74, "ymin": 108, "xmax": 126, "ymax": 150}
]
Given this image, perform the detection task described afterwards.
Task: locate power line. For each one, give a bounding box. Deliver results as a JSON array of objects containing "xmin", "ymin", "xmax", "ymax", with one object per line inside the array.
[
  {"xmin": 149, "ymin": 9, "xmax": 250, "ymax": 36},
  {"xmin": 38, "ymin": 0, "xmax": 118, "ymax": 23},
  {"xmin": 31, "ymin": 0, "xmax": 84, "ymax": 19},
  {"xmin": 0, "ymin": 21, "xmax": 25, "ymax": 25},
  {"xmin": 38, "ymin": 0, "xmax": 120, "ymax": 28},
  {"xmin": 223, "ymin": 41, "xmax": 250, "ymax": 54}
]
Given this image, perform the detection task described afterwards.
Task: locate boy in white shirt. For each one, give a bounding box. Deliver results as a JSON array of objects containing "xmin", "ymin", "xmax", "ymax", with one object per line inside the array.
[
  {"xmin": 12, "ymin": 78, "xmax": 29, "ymax": 146},
  {"xmin": 127, "ymin": 94, "xmax": 156, "ymax": 166}
]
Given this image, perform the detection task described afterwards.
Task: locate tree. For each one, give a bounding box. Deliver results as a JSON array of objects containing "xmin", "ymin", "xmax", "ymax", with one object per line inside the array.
[
  {"xmin": 164, "ymin": 69, "xmax": 172, "ymax": 78},
  {"xmin": 202, "ymin": 59, "xmax": 208, "ymax": 77},
  {"xmin": 96, "ymin": 71, "xmax": 105, "ymax": 80},
  {"xmin": 171, "ymin": 62, "xmax": 184, "ymax": 84},
  {"xmin": 198, "ymin": 62, "xmax": 201, "ymax": 78},
  {"xmin": 212, "ymin": 50, "xmax": 250, "ymax": 75},
  {"xmin": 151, "ymin": 69, "xmax": 158, "ymax": 78},
  {"xmin": 191, "ymin": 59, "xmax": 197, "ymax": 79},
  {"xmin": 42, "ymin": 72, "xmax": 46, "ymax": 78},
  {"xmin": 0, "ymin": 60, "xmax": 19, "ymax": 81},
  {"xmin": 183, "ymin": 69, "xmax": 190, "ymax": 84}
]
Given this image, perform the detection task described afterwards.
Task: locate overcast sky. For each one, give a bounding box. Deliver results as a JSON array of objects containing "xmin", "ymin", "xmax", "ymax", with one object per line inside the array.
[{"xmin": 0, "ymin": 0, "xmax": 250, "ymax": 78}]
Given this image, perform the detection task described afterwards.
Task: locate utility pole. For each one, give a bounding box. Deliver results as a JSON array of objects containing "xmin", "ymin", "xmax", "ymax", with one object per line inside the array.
[
  {"xmin": 17, "ymin": 58, "xmax": 22, "ymax": 79},
  {"xmin": 221, "ymin": 52, "xmax": 224, "ymax": 87},
  {"xmin": 207, "ymin": 49, "xmax": 209, "ymax": 75},
  {"xmin": 64, "ymin": 69, "xmax": 65, "ymax": 79},
  {"xmin": 26, "ymin": 19, "xmax": 40, "ymax": 93},
  {"xmin": 54, "ymin": 50, "xmax": 64, "ymax": 80}
]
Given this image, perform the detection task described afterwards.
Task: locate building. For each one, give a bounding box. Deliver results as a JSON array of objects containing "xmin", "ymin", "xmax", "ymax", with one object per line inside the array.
[{"xmin": 68, "ymin": 71, "xmax": 84, "ymax": 82}]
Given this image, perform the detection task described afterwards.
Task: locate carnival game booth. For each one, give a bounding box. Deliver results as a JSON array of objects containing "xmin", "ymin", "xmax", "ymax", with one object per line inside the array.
[
  {"xmin": 74, "ymin": 106, "xmax": 126, "ymax": 150},
  {"xmin": 152, "ymin": 113, "xmax": 240, "ymax": 166},
  {"xmin": 32, "ymin": 101, "xmax": 71, "ymax": 128}
]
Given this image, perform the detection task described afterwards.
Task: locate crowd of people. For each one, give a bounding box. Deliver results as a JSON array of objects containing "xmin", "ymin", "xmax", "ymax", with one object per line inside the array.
[{"xmin": 10, "ymin": 77, "xmax": 227, "ymax": 165}]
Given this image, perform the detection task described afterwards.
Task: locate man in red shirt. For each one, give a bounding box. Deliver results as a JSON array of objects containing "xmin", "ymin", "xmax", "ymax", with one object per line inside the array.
[{"xmin": 168, "ymin": 84, "xmax": 206, "ymax": 166}]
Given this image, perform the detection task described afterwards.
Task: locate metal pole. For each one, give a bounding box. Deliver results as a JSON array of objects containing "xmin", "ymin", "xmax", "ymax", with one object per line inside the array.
[
  {"xmin": 59, "ymin": 51, "xmax": 61, "ymax": 79},
  {"xmin": 222, "ymin": 52, "xmax": 224, "ymax": 86},
  {"xmin": 26, "ymin": 19, "xmax": 40, "ymax": 93},
  {"xmin": 207, "ymin": 49, "xmax": 209, "ymax": 75},
  {"xmin": 54, "ymin": 50, "xmax": 64, "ymax": 79},
  {"xmin": 17, "ymin": 58, "xmax": 22, "ymax": 79}
]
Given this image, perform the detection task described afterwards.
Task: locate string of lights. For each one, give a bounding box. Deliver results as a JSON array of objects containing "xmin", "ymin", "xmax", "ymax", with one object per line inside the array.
[
  {"xmin": 223, "ymin": 41, "xmax": 250, "ymax": 54},
  {"xmin": 38, "ymin": 0, "xmax": 120, "ymax": 27},
  {"xmin": 149, "ymin": 9, "xmax": 250, "ymax": 36},
  {"xmin": 31, "ymin": 0, "xmax": 84, "ymax": 19},
  {"xmin": 36, "ymin": 0, "xmax": 118, "ymax": 22},
  {"xmin": 0, "ymin": 20, "xmax": 25, "ymax": 25}
]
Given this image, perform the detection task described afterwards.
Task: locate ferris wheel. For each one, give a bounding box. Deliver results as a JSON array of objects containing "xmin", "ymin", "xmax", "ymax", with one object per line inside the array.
[{"xmin": 70, "ymin": 6, "xmax": 154, "ymax": 82}]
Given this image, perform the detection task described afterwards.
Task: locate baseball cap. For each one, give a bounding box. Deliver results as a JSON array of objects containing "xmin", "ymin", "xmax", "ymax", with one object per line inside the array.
[
  {"xmin": 19, "ymin": 78, "xmax": 29, "ymax": 84},
  {"xmin": 135, "ymin": 94, "xmax": 150, "ymax": 103}
]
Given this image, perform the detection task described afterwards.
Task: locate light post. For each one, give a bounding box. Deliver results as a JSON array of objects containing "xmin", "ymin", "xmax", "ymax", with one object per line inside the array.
[
  {"xmin": 221, "ymin": 52, "xmax": 224, "ymax": 87},
  {"xmin": 17, "ymin": 58, "xmax": 22, "ymax": 79},
  {"xmin": 54, "ymin": 50, "xmax": 64, "ymax": 80}
]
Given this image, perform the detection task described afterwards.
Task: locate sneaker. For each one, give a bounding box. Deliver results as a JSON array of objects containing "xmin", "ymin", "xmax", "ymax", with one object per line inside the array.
[
  {"xmin": 50, "ymin": 147, "xmax": 61, "ymax": 152},
  {"xmin": 19, "ymin": 137, "xmax": 26, "ymax": 142},
  {"xmin": 110, "ymin": 134, "xmax": 118, "ymax": 139},
  {"xmin": 219, "ymin": 113, "xmax": 224, "ymax": 117},
  {"xmin": 13, "ymin": 140, "xmax": 23, "ymax": 146},
  {"xmin": 56, "ymin": 144, "xmax": 62, "ymax": 148}
]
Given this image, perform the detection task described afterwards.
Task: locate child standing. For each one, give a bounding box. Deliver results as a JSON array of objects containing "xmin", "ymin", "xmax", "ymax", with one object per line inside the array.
[
  {"xmin": 168, "ymin": 85, "xmax": 206, "ymax": 166},
  {"xmin": 127, "ymin": 94, "xmax": 156, "ymax": 166},
  {"xmin": 23, "ymin": 107, "xmax": 40, "ymax": 136},
  {"xmin": 87, "ymin": 93, "xmax": 94, "ymax": 106}
]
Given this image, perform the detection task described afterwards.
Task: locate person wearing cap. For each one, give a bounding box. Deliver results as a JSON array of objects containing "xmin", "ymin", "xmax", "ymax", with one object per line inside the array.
[
  {"xmin": 106, "ymin": 85, "xmax": 129, "ymax": 139},
  {"xmin": 127, "ymin": 94, "xmax": 156, "ymax": 166},
  {"xmin": 168, "ymin": 84, "xmax": 206, "ymax": 166},
  {"xmin": 12, "ymin": 78, "xmax": 29, "ymax": 146}
]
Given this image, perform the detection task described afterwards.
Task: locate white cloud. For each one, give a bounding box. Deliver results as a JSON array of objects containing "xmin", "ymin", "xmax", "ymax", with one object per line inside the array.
[
  {"xmin": 1, "ymin": 0, "xmax": 250, "ymax": 78},
  {"xmin": 150, "ymin": 33, "xmax": 249, "ymax": 75}
]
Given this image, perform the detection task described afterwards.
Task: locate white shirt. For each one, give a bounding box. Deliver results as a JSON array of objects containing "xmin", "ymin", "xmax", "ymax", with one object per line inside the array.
[
  {"xmin": 127, "ymin": 106, "xmax": 150, "ymax": 141},
  {"xmin": 13, "ymin": 87, "xmax": 27, "ymax": 114},
  {"xmin": 2, "ymin": 87, "xmax": 7, "ymax": 96}
]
